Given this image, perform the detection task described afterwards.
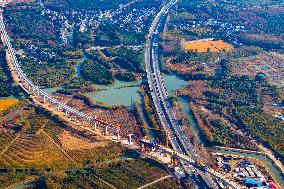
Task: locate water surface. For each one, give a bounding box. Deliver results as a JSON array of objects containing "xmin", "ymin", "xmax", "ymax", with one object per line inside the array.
[
  {"xmin": 163, "ymin": 74, "xmax": 187, "ymax": 96},
  {"xmin": 84, "ymin": 80, "xmax": 142, "ymax": 107},
  {"xmin": 42, "ymin": 87, "xmax": 62, "ymax": 94}
]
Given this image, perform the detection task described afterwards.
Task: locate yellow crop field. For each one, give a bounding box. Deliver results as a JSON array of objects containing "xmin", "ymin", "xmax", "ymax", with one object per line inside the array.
[
  {"xmin": 184, "ymin": 40, "xmax": 233, "ymax": 53},
  {"xmin": 0, "ymin": 98, "xmax": 19, "ymax": 112}
]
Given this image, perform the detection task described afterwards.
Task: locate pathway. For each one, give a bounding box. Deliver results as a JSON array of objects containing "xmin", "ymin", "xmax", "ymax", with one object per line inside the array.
[
  {"xmin": 40, "ymin": 130, "xmax": 77, "ymax": 166},
  {"xmin": 137, "ymin": 175, "xmax": 172, "ymax": 189},
  {"xmin": 0, "ymin": 132, "xmax": 21, "ymax": 158}
]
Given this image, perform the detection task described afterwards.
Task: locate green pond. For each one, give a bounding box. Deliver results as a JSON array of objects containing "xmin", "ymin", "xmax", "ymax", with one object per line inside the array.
[
  {"xmin": 83, "ymin": 74, "xmax": 188, "ymax": 107},
  {"xmin": 84, "ymin": 79, "xmax": 142, "ymax": 107},
  {"xmin": 163, "ymin": 75, "xmax": 283, "ymax": 186},
  {"xmin": 163, "ymin": 74, "xmax": 187, "ymax": 96},
  {"xmin": 163, "ymin": 75, "xmax": 206, "ymax": 142},
  {"xmin": 42, "ymin": 87, "xmax": 62, "ymax": 94}
]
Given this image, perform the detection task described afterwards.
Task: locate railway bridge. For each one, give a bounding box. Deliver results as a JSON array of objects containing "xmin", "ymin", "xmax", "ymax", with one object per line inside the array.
[
  {"xmin": 0, "ymin": 14, "xmax": 135, "ymax": 145},
  {"xmin": 0, "ymin": 3, "xmax": 244, "ymax": 188}
]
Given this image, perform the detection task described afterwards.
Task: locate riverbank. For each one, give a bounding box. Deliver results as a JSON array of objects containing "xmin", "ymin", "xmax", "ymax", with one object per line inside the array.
[
  {"xmin": 160, "ymin": 73, "xmax": 284, "ymax": 187},
  {"xmin": 213, "ymin": 146, "xmax": 284, "ymax": 177},
  {"xmin": 210, "ymin": 147, "xmax": 284, "ymax": 188}
]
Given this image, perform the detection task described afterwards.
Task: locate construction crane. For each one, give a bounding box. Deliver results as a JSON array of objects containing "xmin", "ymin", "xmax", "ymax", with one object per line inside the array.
[{"xmin": 145, "ymin": 127, "xmax": 178, "ymax": 166}]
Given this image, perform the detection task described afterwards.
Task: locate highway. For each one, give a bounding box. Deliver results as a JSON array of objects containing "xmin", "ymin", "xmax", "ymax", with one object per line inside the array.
[
  {"xmin": 144, "ymin": 1, "xmax": 242, "ymax": 188},
  {"xmin": 0, "ymin": 3, "xmax": 242, "ymax": 188}
]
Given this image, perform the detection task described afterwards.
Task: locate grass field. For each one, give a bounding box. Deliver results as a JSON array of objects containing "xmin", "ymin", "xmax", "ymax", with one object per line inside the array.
[
  {"xmin": 184, "ymin": 40, "xmax": 233, "ymax": 53},
  {"xmin": 0, "ymin": 99, "xmax": 19, "ymax": 112}
]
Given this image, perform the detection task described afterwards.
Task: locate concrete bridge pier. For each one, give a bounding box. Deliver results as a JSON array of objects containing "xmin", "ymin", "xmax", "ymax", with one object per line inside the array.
[
  {"xmin": 105, "ymin": 126, "xmax": 109, "ymax": 135},
  {"xmin": 127, "ymin": 134, "xmax": 133, "ymax": 145},
  {"xmin": 93, "ymin": 122, "xmax": 97, "ymax": 130},
  {"xmin": 20, "ymin": 77, "xmax": 24, "ymax": 83},
  {"xmin": 116, "ymin": 130, "xmax": 120, "ymax": 140},
  {"xmin": 57, "ymin": 105, "xmax": 61, "ymax": 111},
  {"xmin": 25, "ymin": 81, "xmax": 29, "ymax": 88}
]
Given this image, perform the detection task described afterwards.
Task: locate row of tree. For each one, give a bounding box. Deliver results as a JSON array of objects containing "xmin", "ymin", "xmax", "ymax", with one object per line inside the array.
[{"xmin": 0, "ymin": 46, "xmax": 13, "ymax": 97}]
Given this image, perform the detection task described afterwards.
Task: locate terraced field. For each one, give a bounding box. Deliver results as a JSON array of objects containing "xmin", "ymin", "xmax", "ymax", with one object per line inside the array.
[
  {"xmin": 0, "ymin": 100, "xmax": 176, "ymax": 189},
  {"xmin": 66, "ymin": 143, "xmax": 126, "ymax": 165},
  {"xmin": 0, "ymin": 132, "xmax": 72, "ymax": 169},
  {"xmin": 0, "ymin": 131, "xmax": 15, "ymax": 152},
  {"xmin": 147, "ymin": 177, "xmax": 180, "ymax": 189}
]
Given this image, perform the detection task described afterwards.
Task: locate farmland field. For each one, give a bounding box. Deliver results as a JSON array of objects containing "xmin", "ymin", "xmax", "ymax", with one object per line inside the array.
[
  {"xmin": 0, "ymin": 132, "xmax": 72, "ymax": 169},
  {"xmin": 94, "ymin": 158, "xmax": 169, "ymax": 189},
  {"xmin": 0, "ymin": 102, "xmax": 176, "ymax": 189},
  {"xmin": 183, "ymin": 40, "xmax": 233, "ymax": 53},
  {"xmin": 0, "ymin": 99, "xmax": 19, "ymax": 112}
]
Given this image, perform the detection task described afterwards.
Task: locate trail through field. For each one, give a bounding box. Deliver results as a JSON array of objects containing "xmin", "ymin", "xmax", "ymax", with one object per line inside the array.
[
  {"xmin": 136, "ymin": 175, "xmax": 172, "ymax": 189},
  {"xmin": 93, "ymin": 174, "xmax": 118, "ymax": 189},
  {"xmin": 40, "ymin": 130, "xmax": 77, "ymax": 166},
  {"xmin": 0, "ymin": 132, "xmax": 21, "ymax": 157},
  {"xmin": 7, "ymin": 176, "xmax": 38, "ymax": 189}
]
